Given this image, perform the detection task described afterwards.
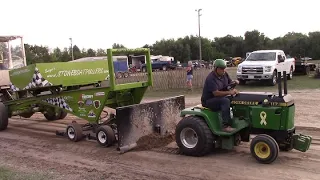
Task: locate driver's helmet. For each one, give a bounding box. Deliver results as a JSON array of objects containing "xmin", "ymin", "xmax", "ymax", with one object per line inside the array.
[{"xmin": 213, "ymin": 59, "xmax": 227, "ymax": 69}]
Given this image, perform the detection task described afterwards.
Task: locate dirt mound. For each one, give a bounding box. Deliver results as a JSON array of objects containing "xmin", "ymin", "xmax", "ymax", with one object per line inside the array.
[{"xmin": 134, "ymin": 133, "xmax": 175, "ymax": 151}]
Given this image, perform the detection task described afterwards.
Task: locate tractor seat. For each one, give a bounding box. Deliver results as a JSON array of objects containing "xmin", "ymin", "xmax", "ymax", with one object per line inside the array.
[{"xmin": 194, "ymin": 104, "xmax": 211, "ymax": 110}]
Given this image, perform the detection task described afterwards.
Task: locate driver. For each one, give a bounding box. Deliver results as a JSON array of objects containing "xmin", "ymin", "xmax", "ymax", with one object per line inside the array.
[{"xmin": 201, "ymin": 59, "xmax": 239, "ymax": 132}]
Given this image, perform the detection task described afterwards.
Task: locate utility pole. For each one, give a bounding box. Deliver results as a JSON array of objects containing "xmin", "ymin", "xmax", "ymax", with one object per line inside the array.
[
  {"xmin": 195, "ymin": 9, "xmax": 202, "ymax": 61},
  {"xmin": 69, "ymin": 37, "xmax": 74, "ymax": 60}
]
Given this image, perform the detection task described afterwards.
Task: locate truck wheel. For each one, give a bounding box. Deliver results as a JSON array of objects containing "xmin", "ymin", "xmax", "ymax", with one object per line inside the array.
[
  {"xmin": 287, "ymin": 67, "xmax": 293, "ymax": 80},
  {"xmin": 115, "ymin": 72, "xmax": 122, "ymax": 79},
  {"xmin": 0, "ymin": 102, "xmax": 8, "ymax": 131},
  {"xmin": 142, "ymin": 67, "xmax": 146, "ymax": 72},
  {"xmin": 250, "ymin": 134, "xmax": 279, "ymax": 164},
  {"xmin": 96, "ymin": 125, "xmax": 115, "ymax": 147},
  {"xmin": 175, "ymin": 116, "xmax": 214, "ymax": 157},
  {"xmin": 123, "ymin": 72, "xmax": 129, "ymax": 78},
  {"xmin": 268, "ymin": 71, "xmax": 277, "ymax": 86},
  {"xmin": 162, "ymin": 66, "xmax": 167, "ymax": 71},
  {"xmin": 304, "ymin": 66, "xmax": 310, "ymax": 75}
]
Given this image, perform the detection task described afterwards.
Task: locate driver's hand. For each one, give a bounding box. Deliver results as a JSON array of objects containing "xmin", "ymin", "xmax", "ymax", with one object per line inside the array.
[
  {"xmin": 229, "ymin": 89, "xmax": 238, "ymax": 95},
  {"xmin": 233, "ymin": 80, "xmax": 239, "ymax": 84},
  {"xmin": 234, "ymin": 89, "xmax": 239, "ymax": 94}
]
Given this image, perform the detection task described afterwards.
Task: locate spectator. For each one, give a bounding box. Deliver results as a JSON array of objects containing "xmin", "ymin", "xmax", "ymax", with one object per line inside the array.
[{"xmin": 186, "ymin": 61, "xmax": 193, "ymax": 90}]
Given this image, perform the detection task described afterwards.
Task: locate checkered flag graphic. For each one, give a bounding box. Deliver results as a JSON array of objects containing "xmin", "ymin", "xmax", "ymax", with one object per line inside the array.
[
  {"xmin": 43, "ymin": 97, "xmax": 73, "ymax": 112},
  {"xmin": 25, "ymin": 67, "xmax": 53, "ymax": 89},
  {"xmin": 9, "ymin": 67, "xmax": 53, "ymax": 92},
  {"xmin": 9, "ymin": 83, "xmax": 20, "ymax": 91}
]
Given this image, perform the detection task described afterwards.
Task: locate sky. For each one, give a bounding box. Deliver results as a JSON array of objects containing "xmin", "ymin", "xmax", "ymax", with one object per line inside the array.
[{"xmin": 1, "ymin": 0, "xmax": 319, "ymax": 50}]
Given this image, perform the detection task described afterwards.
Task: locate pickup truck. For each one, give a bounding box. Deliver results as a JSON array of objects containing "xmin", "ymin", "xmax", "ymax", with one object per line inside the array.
[
  {"xmin": 236, "ymin": 50, "xmax": 295, "ymax": 86},
  {"xmin": 140, "ymin": 60, "xmax": 175, "ymax": 72}
]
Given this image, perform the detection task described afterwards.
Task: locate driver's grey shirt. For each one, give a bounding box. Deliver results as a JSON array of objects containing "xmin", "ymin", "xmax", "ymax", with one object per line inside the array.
[{"xmin": 201, "ymin": 71, "xmax": 232, "ymax": 105}]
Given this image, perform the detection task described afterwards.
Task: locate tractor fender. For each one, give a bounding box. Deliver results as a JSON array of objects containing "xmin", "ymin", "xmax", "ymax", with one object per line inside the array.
[{"xmin": 180, "ymin": 106, "xmax": 223, "ymax": 135}]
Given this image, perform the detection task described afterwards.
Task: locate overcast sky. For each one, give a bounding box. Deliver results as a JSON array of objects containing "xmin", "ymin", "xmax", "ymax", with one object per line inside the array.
[{"xmin": 1, "ymin": 0, "xmax": 319, "ymax": 50}]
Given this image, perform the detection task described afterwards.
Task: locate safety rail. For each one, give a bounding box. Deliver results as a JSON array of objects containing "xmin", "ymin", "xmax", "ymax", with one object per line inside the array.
[{"xmin": 107, "ymin": 48, "xmax": 152, "ymax": 91}]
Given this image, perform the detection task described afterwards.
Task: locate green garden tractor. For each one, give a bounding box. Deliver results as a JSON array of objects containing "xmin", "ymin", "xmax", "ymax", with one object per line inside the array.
[{"xmin": 175, "ymin": 71, "xmax": 312, "ymax": 164}]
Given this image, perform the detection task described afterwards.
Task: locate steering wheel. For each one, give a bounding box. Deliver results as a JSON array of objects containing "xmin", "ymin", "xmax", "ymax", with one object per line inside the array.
[
  {"xmin": 226, "ymin": 81, "xmax": 237, "ymax": 91},
  {"xmin": 225, "ymin": 81, "xmax": 238, "ymax": 98}
]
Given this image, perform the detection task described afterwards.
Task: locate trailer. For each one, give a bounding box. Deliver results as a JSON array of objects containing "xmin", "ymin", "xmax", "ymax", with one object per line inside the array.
[
  {"xmin": 293, "ymin": 56, "xmax": 316, "ymax": 75},
  {"xmin": 0, "ymin": 39, "xmax": 186, "ymax": 152}
]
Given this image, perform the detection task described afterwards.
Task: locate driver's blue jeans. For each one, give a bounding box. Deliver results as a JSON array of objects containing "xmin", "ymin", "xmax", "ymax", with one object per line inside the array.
[{"xmin": 203, "ymin": 97, "xmax": 231, "ymax": 127}]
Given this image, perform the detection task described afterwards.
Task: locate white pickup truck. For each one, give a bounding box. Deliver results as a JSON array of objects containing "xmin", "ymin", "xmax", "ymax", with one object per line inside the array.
[{"xmin": 236, "ymin": 50, "xmax": 295, "ymax": 86}]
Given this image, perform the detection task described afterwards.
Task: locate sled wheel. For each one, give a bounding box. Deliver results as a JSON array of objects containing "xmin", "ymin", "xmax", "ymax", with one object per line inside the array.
[
  {"xmin": 250, "ymin": 134, "xmax": 279, "ymax": 164},
  {"xmin": 0, "ymin": 102, "xmax": 8, "ymax": 131},
  {"xmin": 44, "ymin": 110, "xmax": 61, "ymax": 121},
  {"xmin": 59, "ymin": 110, "xmax": 68, "ymax": 119},
  {"xmin": 66, "ymin": 122, "xmax": 83, "ymax": 142},
  {"xmin": 20, "ymin": 112, "xmax": 34, "ymax": 118},
  {"xmin": 175, "ymin": 115, "xmax": 214, "ymax": 156},
  {"xmin": 96, "ymin": 125, "xmax": 115, "ymax": 147}
]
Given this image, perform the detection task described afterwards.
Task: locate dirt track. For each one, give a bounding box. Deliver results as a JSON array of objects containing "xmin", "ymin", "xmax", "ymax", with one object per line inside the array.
[{"xmin": 1, "ymin": 90, "xmax": 320, "ymax": 180}]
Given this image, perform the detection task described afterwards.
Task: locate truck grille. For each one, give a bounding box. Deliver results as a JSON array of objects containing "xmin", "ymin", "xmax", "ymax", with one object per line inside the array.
[{"xmin": 242, "ymin": 66, "xmax": 263, "ymax": 74}]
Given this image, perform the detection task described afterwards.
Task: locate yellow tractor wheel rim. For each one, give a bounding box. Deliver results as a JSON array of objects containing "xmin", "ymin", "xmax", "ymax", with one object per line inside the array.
[{"xmin": 254, "ymin": 142, "xmax": 271, "ymax": 159}]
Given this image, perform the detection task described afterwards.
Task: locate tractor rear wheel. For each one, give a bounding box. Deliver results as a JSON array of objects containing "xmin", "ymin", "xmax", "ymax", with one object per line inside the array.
[
  {"xmin": 96, "ymin": 125, "xmax": 115, "ymax": 147},
  {"xmin": 175, "ymin": 115, "xmax": 214, "ymax": 157},
  {"xmin": 0, "ymin": 102, "xmax": 8, "ymax": 131},
  {"xmin": 250, "ymin": 134, "xmax": 279, "ymax": 164}
]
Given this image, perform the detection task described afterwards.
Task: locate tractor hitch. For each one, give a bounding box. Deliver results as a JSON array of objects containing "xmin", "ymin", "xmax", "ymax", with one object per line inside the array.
[{"xmin": 292, "ymin": 133, "xmax": 312, "ymax": 152}]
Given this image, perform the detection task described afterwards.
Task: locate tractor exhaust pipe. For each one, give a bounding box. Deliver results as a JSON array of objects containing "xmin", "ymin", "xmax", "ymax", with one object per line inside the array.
[
  {"xmin": 278, "ymin": 71, "xmax": 282, "ymax": 97},
  {"xmin": 283, "ymin": 71, "xmax": 288, "ymax": 95}
]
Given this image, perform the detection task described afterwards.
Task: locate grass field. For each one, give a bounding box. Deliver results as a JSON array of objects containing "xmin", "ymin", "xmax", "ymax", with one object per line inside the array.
[{"xmin": 145, "ymin": 61, "xmax": 320, "ymax": 98}]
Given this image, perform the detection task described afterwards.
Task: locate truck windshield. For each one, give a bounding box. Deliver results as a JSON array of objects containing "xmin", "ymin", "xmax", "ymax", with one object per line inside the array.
[{"xmin": 246, "ymin": 52, "xmax": 276, "ymax": 61}]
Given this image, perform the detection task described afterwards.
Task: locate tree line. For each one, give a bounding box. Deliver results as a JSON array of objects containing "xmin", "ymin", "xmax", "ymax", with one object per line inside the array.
[{"xmin": 11, "ymin": 30, "xmax": 320, "ymax": 65}]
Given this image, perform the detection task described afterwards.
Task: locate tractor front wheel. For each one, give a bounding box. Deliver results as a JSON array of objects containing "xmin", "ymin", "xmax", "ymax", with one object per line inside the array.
[
  {"xmin": 175, "ymin": 116, "xmax": 214, "ymax": 157},
  {"xmin": 250, "ymin": 134, "xmax": 279, "ymax": 164}
]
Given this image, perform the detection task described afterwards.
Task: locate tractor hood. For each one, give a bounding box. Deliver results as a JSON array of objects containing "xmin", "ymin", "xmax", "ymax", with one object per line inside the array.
[{"xmin": 230, "ymin": 92, "xmax": 294, "ymax": 107}]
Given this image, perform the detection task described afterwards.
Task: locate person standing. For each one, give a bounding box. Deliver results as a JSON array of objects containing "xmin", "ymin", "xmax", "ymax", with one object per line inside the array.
[{"xmin": 186, "ymin": 61, "xmax": 193, "ymax": 90}]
